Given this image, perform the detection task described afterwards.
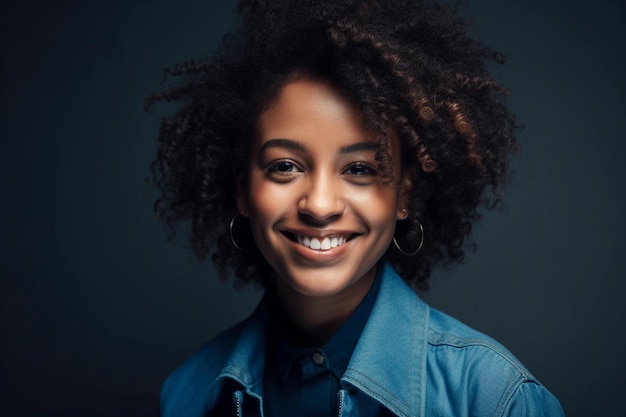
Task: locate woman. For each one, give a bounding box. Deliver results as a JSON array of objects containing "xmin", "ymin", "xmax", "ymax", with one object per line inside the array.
[{"xmin": 147, "ymin": 0, "xmax": 565, "ymax": 415}]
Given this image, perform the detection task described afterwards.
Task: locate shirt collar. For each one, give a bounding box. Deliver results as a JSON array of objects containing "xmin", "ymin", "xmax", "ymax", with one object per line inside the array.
[
  {"xmin": 210, "ymin": 263, "xmax": 430, "ymax": 417},
  {"xmin": 341, "ymin": 262, "xmax": 430, "ymax": 417},
  {"xmin": 269, "ymin": 266, "xmax": 383, "ymax": 381}
]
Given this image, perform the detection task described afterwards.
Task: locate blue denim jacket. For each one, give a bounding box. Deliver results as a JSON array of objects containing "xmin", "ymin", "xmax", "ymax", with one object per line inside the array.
[{"xmin": 161, "ymin": 263, "xmax": 564, "ymax": 416}]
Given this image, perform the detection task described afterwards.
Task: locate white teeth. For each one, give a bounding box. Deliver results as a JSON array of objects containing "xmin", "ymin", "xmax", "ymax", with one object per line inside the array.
[
  {"xmin": 295, "ymin": 234, "xmax": 349, "ymax": 251},
  {"xmin": 310, "ymin": 238, "xmax": 321, "ymax": 250}
]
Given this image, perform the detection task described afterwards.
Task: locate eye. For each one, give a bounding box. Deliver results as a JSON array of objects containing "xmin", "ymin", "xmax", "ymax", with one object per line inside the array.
[
  {"xmin": 264, "ymin": 159, "xmax": 302, "ymax": 180},
  {"xmin": 271, "ymin": 160, "xmax": 297, "ymax": 172},
  {"xmin": 344, "ymin": 162, "xmax": 377, "ymax": 177}
]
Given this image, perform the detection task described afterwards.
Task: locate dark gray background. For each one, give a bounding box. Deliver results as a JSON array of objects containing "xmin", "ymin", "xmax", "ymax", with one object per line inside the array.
[{"xmin": 1, "ymin": 1, "xmax": 624, "ymax": 416}]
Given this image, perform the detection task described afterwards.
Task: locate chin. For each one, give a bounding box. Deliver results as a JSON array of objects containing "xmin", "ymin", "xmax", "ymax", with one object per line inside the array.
[{"xmin": 275, "ymin": 263, "xmax": 374, "ymax": 298}]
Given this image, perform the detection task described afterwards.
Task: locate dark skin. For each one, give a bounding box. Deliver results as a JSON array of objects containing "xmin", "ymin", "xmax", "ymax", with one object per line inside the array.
[{"xmin": 237, "ymin": 78, "xmax": 411, "ymax": 344}]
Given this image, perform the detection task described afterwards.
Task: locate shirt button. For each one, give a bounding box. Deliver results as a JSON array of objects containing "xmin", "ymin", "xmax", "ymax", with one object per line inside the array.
[{"xmin": 312, "ymin": 352, "xmax": 325, "ymax": 365}]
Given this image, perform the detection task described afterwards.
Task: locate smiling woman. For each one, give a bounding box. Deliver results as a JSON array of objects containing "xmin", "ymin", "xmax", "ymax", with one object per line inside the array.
[
  {"xmin": 147, "ymin": 0, "xmax": 565, "ymax": 416},
  {"xmin": 241, "ymin": 78, "xmax": 409, "ymax": 342}
]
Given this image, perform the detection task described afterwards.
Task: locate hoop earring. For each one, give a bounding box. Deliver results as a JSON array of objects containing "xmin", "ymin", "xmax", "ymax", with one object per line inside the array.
[
  {"xmin": 392, "ymin": 222, "xmax": 424, "ymax": 256},
  {"xmin": 229, "ymin": 213, "xmax": 255, "ymax": 252}
]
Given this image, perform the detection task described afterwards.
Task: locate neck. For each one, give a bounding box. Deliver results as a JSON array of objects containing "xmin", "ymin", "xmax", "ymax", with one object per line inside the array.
[{"xmin": 272, "ymin": 267, "xmax": 377, "ymax": 345}]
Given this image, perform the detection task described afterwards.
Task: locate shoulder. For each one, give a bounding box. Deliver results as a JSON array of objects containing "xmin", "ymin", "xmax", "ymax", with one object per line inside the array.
[
  {"xmin": 424, "ymin": 308, "xmax": 564, "ymax": 416},
  {"xmin": 427, "ymin": 306, "xmax": 529, "ymax": 375},
  {"xmin": 160, "ymin": 319, "xmax": 248, "ymax": 417}
]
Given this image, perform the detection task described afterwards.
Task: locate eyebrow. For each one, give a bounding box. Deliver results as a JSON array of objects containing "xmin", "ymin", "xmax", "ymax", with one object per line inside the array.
[
  {"xmin": 339, "ymin": 142, "xmax": 378, "ymax": 154},
  {"xmin": 259, "ymin": 138, "xmax": 378, "ymax": 154},
  {"xmin": 259, "ymin": 139, "xmax": 307, "ymax": 153}
]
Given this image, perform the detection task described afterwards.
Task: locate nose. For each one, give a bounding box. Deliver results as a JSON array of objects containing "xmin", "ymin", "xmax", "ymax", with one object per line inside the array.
[{"xmin": 297, "ymin": 171, "xmax": 345, "ymax": 222}]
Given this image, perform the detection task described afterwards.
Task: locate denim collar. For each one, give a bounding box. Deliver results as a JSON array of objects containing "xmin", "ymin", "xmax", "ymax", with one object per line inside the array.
[
  {"xmin": 269, "ymin": 267, "xmax": 382, "ymax": 382},
  {"xmin": 209, "ymin": 263, "xmax": 429, "ymax": 417},
  {"xmin": 341, "ymin": 263, "xmax": 429, "ymax": 416}
]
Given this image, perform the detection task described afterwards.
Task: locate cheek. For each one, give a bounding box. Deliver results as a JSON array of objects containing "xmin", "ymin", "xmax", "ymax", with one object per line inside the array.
[
  {"xmin": 247, "ymin": 177, "xmax": 290, "ymax": 225},
  {"xmin": 348, "ymin": 187, "xmax": 400, "ymax": 228}
]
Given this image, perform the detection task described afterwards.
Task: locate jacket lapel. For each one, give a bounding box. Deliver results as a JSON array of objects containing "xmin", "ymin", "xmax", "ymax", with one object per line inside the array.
[
  {"xmin": 341, "ymin": 263, "xmax": 429, "ymax": 417},
  {"xmin": 209, "ymin": 296, "xmax": 269, "ymax": 409}
]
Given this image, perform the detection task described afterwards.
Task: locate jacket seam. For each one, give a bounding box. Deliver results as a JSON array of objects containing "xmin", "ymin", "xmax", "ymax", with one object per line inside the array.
[
  {"xmin": 428, "ymin": 334, "xmax": 533, "ymax": 379},
  {"xmin": 493, "ymin": 378, "xmax": 539, "ymax": 417}
]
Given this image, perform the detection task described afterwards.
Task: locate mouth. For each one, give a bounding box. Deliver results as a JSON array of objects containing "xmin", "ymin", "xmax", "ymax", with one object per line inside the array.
[{"xmin": 282, "ymin": 232, "xmax": 357, "ymax": 251}]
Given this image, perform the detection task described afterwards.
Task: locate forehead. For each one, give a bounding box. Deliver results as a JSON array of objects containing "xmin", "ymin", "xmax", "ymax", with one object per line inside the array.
[{"xmin": 255, "ymin": 78, "xmax": 370, "ymax": 145}]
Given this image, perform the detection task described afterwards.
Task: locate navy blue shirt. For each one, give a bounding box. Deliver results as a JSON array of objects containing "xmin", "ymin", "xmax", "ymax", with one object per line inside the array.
[{"xmin": 263, "ymin": 269, "xmax": 382, "ymax": 416}]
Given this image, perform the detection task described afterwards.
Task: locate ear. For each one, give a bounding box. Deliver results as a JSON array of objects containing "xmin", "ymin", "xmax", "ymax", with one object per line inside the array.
[
  {"xmin": 236, "ymin": 174, "xmax": 250, "ymax": 217},
  {"xmin": 396, "ymin": 169, "xmax": 414, "ymax": 220}
]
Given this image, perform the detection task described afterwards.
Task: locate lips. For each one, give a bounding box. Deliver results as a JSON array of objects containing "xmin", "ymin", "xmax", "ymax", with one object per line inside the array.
[
  {"xmin": 296, "ymin": 234, "xmax": 348, "ymax": 251},
  {"xmin": 281, "ymin": 231, "xmax": 356, "ymax": 252}
]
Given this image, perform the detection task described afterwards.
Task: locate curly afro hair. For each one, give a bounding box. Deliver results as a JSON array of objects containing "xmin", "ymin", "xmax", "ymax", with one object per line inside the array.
[{"xmin": 146, "ymin": 0, "xmax": 518, "ymax": 291}]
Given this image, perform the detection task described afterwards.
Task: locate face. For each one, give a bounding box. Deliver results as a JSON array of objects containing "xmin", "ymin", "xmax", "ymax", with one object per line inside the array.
[{"xmin": 238, "ymin": 78, "xmax": 410, "ymax": 299}]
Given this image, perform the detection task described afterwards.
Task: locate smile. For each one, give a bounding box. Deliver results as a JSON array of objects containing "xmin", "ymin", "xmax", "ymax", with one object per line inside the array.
[
  {"xmin": 296, "ymin": 234, "xmax": 349, "ymax": 251},
  {"xmin": 281, "ymin": 231, "xmax": 355, "ymax": 251}
]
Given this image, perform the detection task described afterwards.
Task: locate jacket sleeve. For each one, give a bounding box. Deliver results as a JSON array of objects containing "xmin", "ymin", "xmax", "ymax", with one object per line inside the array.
[{"xmin": 501, "ymin": 381, "xmax": 565, "ymax": 417}]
